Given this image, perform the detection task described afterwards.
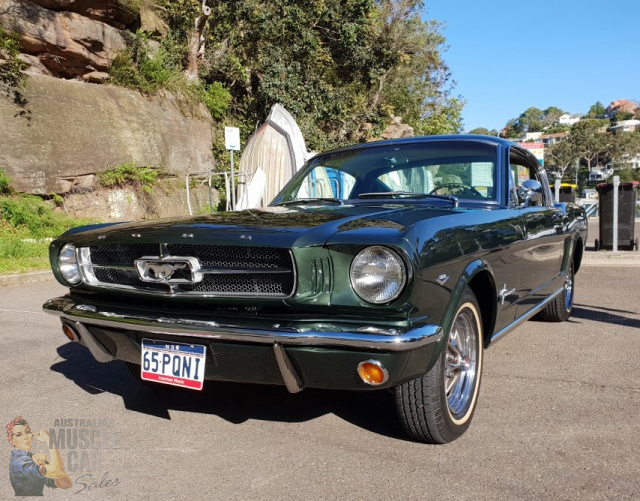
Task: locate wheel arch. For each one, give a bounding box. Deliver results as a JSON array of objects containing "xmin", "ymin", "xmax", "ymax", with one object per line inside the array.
[
  {"xmin": 573, "ymin": 235, "xmax": 584, "ymax": 273},
  {"xmin": 467, "ymin": 269, "xmax": 497, "ymax": 349},
  {"xmin": 443, "ymin": 260, "xmax": 497, "ymax": 349}
]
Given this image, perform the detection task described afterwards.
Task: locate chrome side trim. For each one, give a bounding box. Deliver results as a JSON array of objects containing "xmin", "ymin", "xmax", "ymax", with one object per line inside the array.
[
  {"xmin": 273, "ymin": 342, "xmax": 304, "ymax": 393},
  {"xmin": 43, "ymin": 296, "xmax": 442, "ymax": 352},
  {"xmin": 489, "ymin": 287, "xmax": 564, "ymax": 345}
]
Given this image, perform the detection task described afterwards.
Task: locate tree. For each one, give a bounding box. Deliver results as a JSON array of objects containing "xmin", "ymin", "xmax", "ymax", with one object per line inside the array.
[
  {"xmin": 568, "ymin": 120, "xmax": 611, "ymax": 170},
  {"xmin": 184, "ymin": 0, "xmax": 211, "ymax": 81},
  {"xmin": 501, "ymin": 118, "xmax": 520, "ymax": 138},
  {"xmin": 468, "ymin": 127, "xmax": 497, "ymax": 136},
  {"xmin": 159, "ymin": 0, "xmax": 463, "ymax": 151},
  {"xmin": 542, "ymin": 106, "xmax": 564, "ymax": 128},
  {"xmin": 586, "ymin": 101, "xmax": 605, "ymax": 118},
  {"xmin": 614, "ymin": 111, "xmax": 634, "ymax": 122},
  {"xmin": 517, "ymin": 107, "xmax": 544, "ymax": 132},
  {"xmin": 545, "ymin": 140, "xmax": 578, "ymax": 181},
  {"xmin": 609, "ymin": 132, "xmax": 640, "ymax": 167}
]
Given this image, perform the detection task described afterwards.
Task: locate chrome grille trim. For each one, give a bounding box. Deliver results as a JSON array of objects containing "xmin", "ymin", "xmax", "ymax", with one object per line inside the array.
[{"xmin": 78, "ymin": 244, "xmax": 297, "ymax": 298}]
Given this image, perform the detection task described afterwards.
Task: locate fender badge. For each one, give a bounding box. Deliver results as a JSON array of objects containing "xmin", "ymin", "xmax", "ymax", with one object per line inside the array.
[
  {"xmin": 436, "ymin": 274, "xmax": 449, "ymax": 286},
  {"xmin": 239, "ymin": 235, "xmax": 252, "ymax": 240},
  {"xmin": 498, "ymin": 284, "xmax": 516, "ymax": 305}
]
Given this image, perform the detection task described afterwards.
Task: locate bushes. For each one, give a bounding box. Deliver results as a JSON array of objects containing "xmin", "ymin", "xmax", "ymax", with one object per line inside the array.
[
  {"xmin": 97, "ymin": 162, "xmax": 159, "ymax": 194},
  {"xmin": 109, "ymin": 31, "xmax": 231, "ymax": 119},
  {"xmin": 0, "ymin": 194, "xmax": 90, "ymax": 238},
  {"xmin": 0, "ymin": 184, "xmax": 94, "ymax": 273},
  {"xmin": 0, "ymin": 169, "xmax": 12, "ymax": 195}
]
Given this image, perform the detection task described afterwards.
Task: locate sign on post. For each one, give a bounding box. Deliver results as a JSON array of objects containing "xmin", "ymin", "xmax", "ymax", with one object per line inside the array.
[
  {"xmin": 225, "ymin": 127, "xmax": 241, "ymax": 151},
  {"xmin": 224, "ymin": 127, "xmax": 241, "ymax": 210}
]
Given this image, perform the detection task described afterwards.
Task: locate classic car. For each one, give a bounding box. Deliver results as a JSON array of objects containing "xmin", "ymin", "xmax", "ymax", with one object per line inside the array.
[{"xmin": 43, "ymin": 135, "xmax": 587, "ymax": 443}]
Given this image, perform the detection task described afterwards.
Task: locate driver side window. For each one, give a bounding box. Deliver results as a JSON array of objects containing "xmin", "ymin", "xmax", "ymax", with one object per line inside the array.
[{"xmin": 510, "ymin": 162, "xmax": 547, "ymax": 207}]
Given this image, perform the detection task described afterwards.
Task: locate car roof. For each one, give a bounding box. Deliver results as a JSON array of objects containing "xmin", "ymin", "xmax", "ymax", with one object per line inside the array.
[{"xmin": 316, "ymin": 134, "xmax": 518, "ymax": 157}]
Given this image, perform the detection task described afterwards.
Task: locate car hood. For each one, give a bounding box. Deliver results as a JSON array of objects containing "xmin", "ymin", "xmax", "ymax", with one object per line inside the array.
[{"xmin": 61, "ymin": 203, "xmax": 463, "ymax": 248}]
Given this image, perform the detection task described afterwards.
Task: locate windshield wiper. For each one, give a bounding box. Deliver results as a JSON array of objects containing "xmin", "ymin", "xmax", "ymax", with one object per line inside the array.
[
  {"xmin": 358, "ymin": 192, "xmax": 459, "ymax": 207},
  {"xmin": 275, "ymin": 197, "xmax": 344, "ymax": 206}
]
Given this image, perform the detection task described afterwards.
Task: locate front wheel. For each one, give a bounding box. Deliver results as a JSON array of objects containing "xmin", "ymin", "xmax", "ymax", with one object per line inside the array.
[{"xmin": 395, "ymin": 287, "xmax": 483, "ymax": 443}]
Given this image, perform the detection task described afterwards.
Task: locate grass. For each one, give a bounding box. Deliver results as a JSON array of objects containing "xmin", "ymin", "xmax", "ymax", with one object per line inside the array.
[{"xmin": 0, "ymin": 189, "xmax": 94, "ymax": 274}]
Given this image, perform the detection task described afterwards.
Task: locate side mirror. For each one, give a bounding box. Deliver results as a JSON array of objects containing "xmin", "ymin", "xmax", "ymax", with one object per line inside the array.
[{"xmin": 518, "ymin": 179, "xmax": 543, "ymax": 207}]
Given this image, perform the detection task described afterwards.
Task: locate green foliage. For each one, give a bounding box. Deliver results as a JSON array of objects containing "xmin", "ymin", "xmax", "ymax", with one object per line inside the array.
[
  {"xmin": 0, "ymin": 27, "xmax": 27, "ymax": 92},
  {"xmin": 0, "ymin": 194, "xmax": 92, "ymax": 273},
  {"xmin": 0, "ymin": 26, "xmax": 31, "ymax": 122},
  {"xmin": 109, "ymin": 31, "xmax": 230, "ymax": 117},
  {"xmin": 201, "ymin": 82, "xmax": 231, "ymax": 119},
  {"xmin": 468, "ymin": 127, "xmax": 497, "ymax": 136},
  {"xmin": 586, "ymin": 101, "xmax": 606, "ymax": 118},
  {"xmin": 154, "ymin": 0, "xmax": 461, "ymax": 153},
  {"xmin": 97, "ymin": 162, "xmax": 159, "ymax": 193},
  {"xmin": 0, "ymin": 194, "xmax": 91, "ymax": 238},
  {"xmin": 0, "ymin": 169, "xmax": 12, "ymax": 195},
  {"xmin": 48, "ymin": 192, "xmax": 64, "ymax": 206},
  {"xmin": 545, "ymin": 124, "xmax": 571, "ymax": 134},
  {"xmin": 615, "ymin": 111, "xmax": 634, "ymax": 122},
  {"xmin": 615, "ymin": 168, "xmax": 640, "ymax": 183}
]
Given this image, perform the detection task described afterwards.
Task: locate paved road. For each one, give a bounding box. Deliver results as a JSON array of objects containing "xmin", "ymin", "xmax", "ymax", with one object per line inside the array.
[{"xmin": 1, "ymin": 270, "xmax": 639, "ymax": 500}]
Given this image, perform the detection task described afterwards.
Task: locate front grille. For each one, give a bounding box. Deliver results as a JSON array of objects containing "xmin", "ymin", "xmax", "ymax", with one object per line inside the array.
[{"xmin": 80, "ymin": 243, "xmax": 296, "ymax": 297}]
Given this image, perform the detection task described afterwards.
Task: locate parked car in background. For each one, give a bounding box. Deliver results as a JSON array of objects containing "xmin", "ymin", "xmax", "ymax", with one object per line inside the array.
[{"xmin": 44, "ymin": 135, "xmax": 587, "ymax": 443}]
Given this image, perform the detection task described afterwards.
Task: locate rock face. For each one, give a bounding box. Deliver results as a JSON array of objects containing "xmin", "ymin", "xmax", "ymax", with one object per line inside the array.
[
  {"xmin": 0, "ymin": 74, "xmax": 215, "ymax": 194},
  {"xmin": 380, "ymin": 116, "xmax": 414, "ymax": 139},
  {"xmin": 62, "ymin": 183, "xmax": 217, "ymax": 221},
  {"xmin": 28, "ymin": 0, "xmax": 137, "ymax": 29},
  {"xmin": 0, "ymin": 0, "xmax": 128, "ymax": 77}
]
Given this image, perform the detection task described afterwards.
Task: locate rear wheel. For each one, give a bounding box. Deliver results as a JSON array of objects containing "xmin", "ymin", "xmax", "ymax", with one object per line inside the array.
[
  {"xmin": 537, "ymin": 261, "xmax": 574, "ymax": 322},
  {"xmin": 395, "ymin": 287, "xmax": 483, "ymax": 443}
]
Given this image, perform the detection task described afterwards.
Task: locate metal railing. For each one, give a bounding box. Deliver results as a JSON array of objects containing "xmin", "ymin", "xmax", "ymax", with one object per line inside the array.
[{"xmin": 185, "ymin": 170, "xmax": 248, "ymax": 215}]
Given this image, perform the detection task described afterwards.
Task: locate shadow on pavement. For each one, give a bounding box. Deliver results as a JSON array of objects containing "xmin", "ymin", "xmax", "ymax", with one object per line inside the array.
[
  {"xmin": 50, "ymin": 343, "xmax": 410, "ymax": 442},
  {"xmin": 571, "ymin": 305, "xmax": 640, "ymax": 328}
]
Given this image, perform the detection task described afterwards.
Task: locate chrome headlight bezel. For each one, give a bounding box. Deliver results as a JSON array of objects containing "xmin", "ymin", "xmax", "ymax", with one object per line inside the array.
[
  {"xmin": 349, "ymin": 246, "xmax": 408, "ymax": 304},
  {"xmin": 58, "ymin": 243, "xmax": 82, "ymax": 285}
]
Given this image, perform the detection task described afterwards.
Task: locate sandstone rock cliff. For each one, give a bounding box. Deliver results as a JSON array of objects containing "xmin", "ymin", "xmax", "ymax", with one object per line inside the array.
[
  {"xmin": 1, "ymin": 73, "xmax": 215, "ymax": 194},
  {"xmin": 1, "ymin": 0, "xmax": 128, "ymax": 78}
]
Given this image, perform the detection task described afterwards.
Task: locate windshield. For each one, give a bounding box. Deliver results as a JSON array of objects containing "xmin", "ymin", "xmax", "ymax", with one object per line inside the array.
[{"xmin": 272, "ymin": 141, "xmax": 499, "ymax": 204}]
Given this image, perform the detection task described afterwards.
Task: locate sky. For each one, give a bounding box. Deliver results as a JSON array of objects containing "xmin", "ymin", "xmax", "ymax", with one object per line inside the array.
[{"xmin": 425, "ymin": 0, "xmax": 640, "ymax": 132}]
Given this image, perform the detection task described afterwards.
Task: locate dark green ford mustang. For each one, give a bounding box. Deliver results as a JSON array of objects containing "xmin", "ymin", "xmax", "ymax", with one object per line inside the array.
[{"xmin": 44, "ymin": 135, "xmax": 587, "ymax": 443}]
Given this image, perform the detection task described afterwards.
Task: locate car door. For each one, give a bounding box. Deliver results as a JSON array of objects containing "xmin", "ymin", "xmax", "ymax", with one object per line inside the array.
[{"xmin": 510, "ymin": 148, "xmax": 566, "ymax": 315}]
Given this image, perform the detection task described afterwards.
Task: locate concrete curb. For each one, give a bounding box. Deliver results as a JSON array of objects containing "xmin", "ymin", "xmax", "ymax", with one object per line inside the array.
[
  {"xmin": 0, "ymin": 270, "xmax": 54, "ymax": 287},
  {"xmin": 581, "ymin": 251, "xmax": 640, "ymax": 266}
]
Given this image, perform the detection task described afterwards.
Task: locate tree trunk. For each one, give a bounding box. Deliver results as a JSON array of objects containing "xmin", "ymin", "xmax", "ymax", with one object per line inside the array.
[
  {"xmin": 184, "ymin": 1, "xmax": 211, "ymax": 81},
  {"xmin": 370, "ymin": 71, "xmax": 388, "ymax": 111}
]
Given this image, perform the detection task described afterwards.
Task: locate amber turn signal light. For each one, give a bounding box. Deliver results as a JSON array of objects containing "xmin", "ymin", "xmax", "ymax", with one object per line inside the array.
[
  {"xmin": 357, "ymin": 360, "xmax": 388, "ymax": 386},
  {"xmin": 62, "ymin": 324, "xmax": 76, "ymax": 341}
]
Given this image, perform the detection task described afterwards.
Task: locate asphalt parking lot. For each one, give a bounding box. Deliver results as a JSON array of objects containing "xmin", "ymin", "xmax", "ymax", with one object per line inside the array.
[{"xmin": 1, "ymin": 261, "xmax": 639, "ymax": 500}]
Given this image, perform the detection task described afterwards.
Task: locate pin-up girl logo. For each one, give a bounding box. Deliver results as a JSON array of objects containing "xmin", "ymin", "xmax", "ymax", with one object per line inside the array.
[{"xmin": 7, "ymin": 417, "xmax": 72, "ymax": 496}]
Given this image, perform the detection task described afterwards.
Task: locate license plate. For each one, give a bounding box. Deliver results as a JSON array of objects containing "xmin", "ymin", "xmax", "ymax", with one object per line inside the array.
[{"xmin": 141, "ymin": 339, "xmax": 206, "ymax": 390}]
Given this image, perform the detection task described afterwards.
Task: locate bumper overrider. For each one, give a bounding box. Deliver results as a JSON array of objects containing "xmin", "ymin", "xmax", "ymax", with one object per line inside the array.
[{"xmin": 43, "ymin": 296, "xmax": 443, "ymax": 392}]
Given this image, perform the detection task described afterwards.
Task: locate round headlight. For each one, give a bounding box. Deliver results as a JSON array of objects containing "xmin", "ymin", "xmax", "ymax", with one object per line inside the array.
[
  {"xmin": 350, "ymin": 246, "xmax": 407, "ymax": 304},
  {"xmin": 58, "ymin": 244, "xmax": 82, "ymax": 285}
]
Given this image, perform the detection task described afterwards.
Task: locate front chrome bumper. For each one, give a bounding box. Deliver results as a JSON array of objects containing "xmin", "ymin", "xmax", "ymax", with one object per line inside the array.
[
  {"xmin": 43, "ymin": 296, "xmax": 443, "ymax": 352},
  {"xmin": 44, "ymin": 295, "xmax": 443, "ymax": 393}
]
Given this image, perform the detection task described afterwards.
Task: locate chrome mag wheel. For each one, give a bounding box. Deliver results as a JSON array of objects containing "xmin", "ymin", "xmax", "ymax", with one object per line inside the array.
[
  {"xmin": 564, "ymin": 268, "xmax": 573, "ymax": 311},
  {"xmin": 395, "ymin": 287, "xmax": 483, "ymax": 443},
  {"xmin": 445, "ymin": 305, "xmax": 480, "ymax": 422}
]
